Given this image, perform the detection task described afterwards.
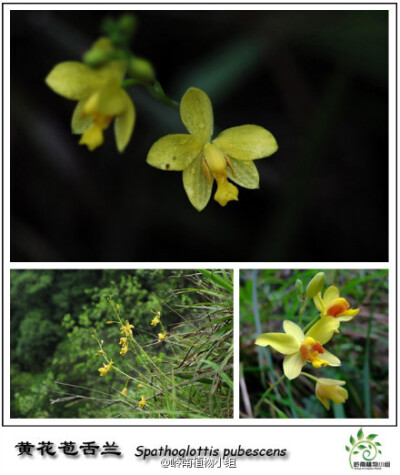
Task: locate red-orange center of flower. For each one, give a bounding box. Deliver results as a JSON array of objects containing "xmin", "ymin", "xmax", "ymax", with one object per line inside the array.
[
  {"xmin": 327, "ymin": 299, "xmax": 350, "ymax": 317},
  {"xmin": 300, "ymin": 339, "xmax": 324, "ymax": 361}
]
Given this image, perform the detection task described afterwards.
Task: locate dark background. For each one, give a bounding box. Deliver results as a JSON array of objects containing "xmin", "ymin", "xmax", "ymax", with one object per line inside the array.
[{"xmin": 11, "ymin": 10, "xmax": 388, "ymax": 262}]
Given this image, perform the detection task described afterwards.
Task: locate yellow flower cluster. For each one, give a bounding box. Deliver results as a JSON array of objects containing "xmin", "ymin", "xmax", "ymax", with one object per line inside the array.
[
  {"xmin": 255, "ymin": 276, "xmax": 359, "ymax": 410},
  {"xmin": 119, "ymin": 337, "xmax": 128, "ymax": 355},
  {"xmin": 98, "ymin": 359, "xmax": 114, "ymax": 377},
  {"xmin": 46, "ymin": 39, "xmax": 135, "ymax": 153},
  {"xmin": 120, "ymin": 320, "xmax": 134, "ymax": 335}
]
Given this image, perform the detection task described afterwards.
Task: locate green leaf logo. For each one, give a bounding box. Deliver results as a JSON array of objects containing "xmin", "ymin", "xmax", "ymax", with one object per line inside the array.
[{"xmin": 346, "ymin": 428, "xmax": 382, "ymax": 469}]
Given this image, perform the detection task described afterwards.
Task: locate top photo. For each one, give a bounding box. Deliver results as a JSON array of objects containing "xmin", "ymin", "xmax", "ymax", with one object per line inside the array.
[{"xmin": 10, "ymin": 9, "xmax": 389, "ymax": 262}]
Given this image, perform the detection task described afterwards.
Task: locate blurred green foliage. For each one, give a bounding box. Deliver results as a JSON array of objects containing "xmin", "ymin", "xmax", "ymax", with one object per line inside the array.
[
  {"xmin": 11, "ymin": 269, "xmax": 230, "ymax": 418},
  {"xmin": 240, "ymin": 269, "xmax": 388, "ymax": 419}
]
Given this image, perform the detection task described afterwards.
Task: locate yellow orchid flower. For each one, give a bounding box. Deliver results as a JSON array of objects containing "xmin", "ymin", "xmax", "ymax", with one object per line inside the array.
[
  {"xmin": 150, "ymin": 311, "xmax": 161, "ymax": 326},
  {"xmin": 315, "ymin": 378, "xmax": 349, "ymax": 410},
  {"xmin": 45, "ymin": 50, "xmax": 135, "ymax": 152},
  {"xmin": 120, "ymin": 344, "xmax": 128, "ymax": 355},
  {"xmin": 98, "ymin": 359, "xmax": 114, "ymax": 376},
  {"xmin": 255, "ymin": 318, "xmax": 341, "ymax": 380},
  {"xmin": 138, "ymin": 395, "xmax": 147, "ymax": 408},
  {"xmin": 147, "ymin": 87, "xmax": 278, "ymax": 211},
  {"xmin": 314, "ymin": 286, "xmax": 359, "ymax": 322},
  {"xmin": 158, "ymin": 332, "xmax": 167, "ymax": 343},
  {"xmin": 121, "ymin": 387, "xmax": 128, "ymax": 396},
  {"xmin": 120, "ymin": 320, "xmax": 134, "ymax": 335}
]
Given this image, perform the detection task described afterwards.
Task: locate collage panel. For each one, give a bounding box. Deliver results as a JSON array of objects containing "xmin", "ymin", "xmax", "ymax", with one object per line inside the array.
[
  {"xmin": 10, "ymin": 9, "xmax": 388, "ymax": 263},
  {"xmin": 10, "ymin": 269, "xmax": 233, "ymax": 419},
  {"xmin": 240, "ymin": 269, "xmax": 388, "ymax": 419}
]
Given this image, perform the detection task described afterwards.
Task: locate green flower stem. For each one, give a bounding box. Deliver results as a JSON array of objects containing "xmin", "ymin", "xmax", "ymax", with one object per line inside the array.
[
  {"xmin": 254, "ymin": 374, "xmax": 286, "ymax": 416},
  {"xmin": 121, "ymin": 77, "xmax": 179, "ymax": 111},
  {"xmin": 302, "ymin": 315, "xmax": 320, "ymax": 333},
  {"xmin": 160, "ymin": 322, "xmax": 178, "ymax": 359},
  {"xmin": 298, "ymin": 296, "xmax": 310, "ymax": 326},
  {"xmin": 300, "ymin": 371, "xmax": 318, "ymax": 382},
  {"xmin": 145, "ymin": 80, "xmax": 180, "ymax": 110}
]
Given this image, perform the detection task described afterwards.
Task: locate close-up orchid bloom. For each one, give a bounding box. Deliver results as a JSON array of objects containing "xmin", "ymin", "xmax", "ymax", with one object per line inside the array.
[
  {"xmin": 255, "ymin": 318, "xmax": 341, "ymax": 380},
  {"xmin": 147, "ymin": 87, "xmax": 278, "ymax": 211},
  {"xmin": 45, "ymin": 42, "xmax": 135, "ymax": 153},
  {"xmin": 314, "ymin": 286, "xmax": 359, "ymax": 322}
]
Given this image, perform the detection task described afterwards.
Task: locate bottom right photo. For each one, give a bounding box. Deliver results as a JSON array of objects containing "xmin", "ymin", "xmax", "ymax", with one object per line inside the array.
[{"xmin": 240, "ymin": 269, "xmax": 388, "ymax": 419}]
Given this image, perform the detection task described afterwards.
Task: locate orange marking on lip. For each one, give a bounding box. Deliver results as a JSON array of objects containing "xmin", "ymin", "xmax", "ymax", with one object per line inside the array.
[
  {"xmin": 300, "ymin": 345, "xmax": 309, "ymax": 360},
  {"xmin": 312, "ymin": 342, "xmax": 324, "ymax": 354},
  {"xmin": 327, "ymin": 300, "xmax": 349, "ymax": 317}
]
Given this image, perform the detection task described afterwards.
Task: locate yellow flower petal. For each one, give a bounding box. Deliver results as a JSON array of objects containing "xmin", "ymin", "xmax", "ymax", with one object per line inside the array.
[
  {"xmin": 313, "ymin": 293, "xmax": 324, "ymax": 312},
  {"xmin": 255, "ymin": 333, "xmax": 299, "ymax": 354},
  {"xmin": 213, "ymin": 125, "xmax": 278, "ymax": 161},
  {"xmin": 227, "ymin": 158, "xmax": 259, "ymax": 189},
  {"xmin": 84, "ymin": 86, "xmax": 128, "ymax": 117},
  {"xmin": 182, "ymin": 155, "xmax": 213, "ymax": 211},
  {"xmin": 306, "ymin": 316, "xmax": 340, "ymax": 345},
  {"xmin": 283, "ymin": 352, "xmax": 305, "ymax": 380},
  {"xmin": 71, "ymin": 100, "xmax": 92, "ymax": 134},
  {"xmin": 283, "ymin": 320, "xmax": 304, "ymax": 344},
  {"xmin": 320, "ymin": 349, "xmax": 341, "ymax": 366},
  {"xmin": 114, "ymin": 93, "xmax": 136, "ymax": 152},
  {"xmin": 323, "ymin": 286, "xmax": 340, "ymax": 306},
  {"xmin": 315, "ymin": 378, "xmax": 348, "ymax": 410},
  {"xmin": 180, "ymin": 88, "xmax": 213, "ymax": 143},
  {"xmin": 147, "ymin": 134, "xmax": 203, "ymax": 171},
  {"xmin": 45, "ymin": 62, "xmax": 104, "ymax": 100},
  {"xmin": 336, "ymin": 312, "xmax": 358, "ymax": 322}
]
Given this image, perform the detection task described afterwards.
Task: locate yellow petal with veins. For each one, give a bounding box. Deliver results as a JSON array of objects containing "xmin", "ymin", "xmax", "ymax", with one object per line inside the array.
[
  {"xmin": 147, "ymin": 134, "xmax": 203, "ymax": 171},
  {"xmin": 283, "ymin": 352, "xmax": 305, "ymax": 380},
  {"xmin": 227, "ymin": 158, "xmax": 259, "ymax": 189},
  {"xmin": 180, "ymin": 88, "xmax": 213, "ymax": 143},
  {"xmin": 213, "ymin": 125, "xmax": 278, "ymax": 161},
  {"xmin": 182, "ymin": 155, "xmax": 213, "ymax": 211}
]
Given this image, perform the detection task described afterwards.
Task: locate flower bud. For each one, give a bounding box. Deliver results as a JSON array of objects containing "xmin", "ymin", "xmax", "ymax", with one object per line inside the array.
[
  {"xmin": 295, "ymin": 279, "xmax": 303, "ymax": 301},
  {"xmin": 82, "ymin": 48, "xmax": 110, "ymax": 67},
  {"xmin": 118, "ymin": 15, "xmax": 137, "ymax": 35},
  {"xmin": 306, "ymin": 272, "xmax": 325, "ymax": 298},
  {"xmin": 128, "ymin": 57, "xmax": 155, "ymax": 82}
]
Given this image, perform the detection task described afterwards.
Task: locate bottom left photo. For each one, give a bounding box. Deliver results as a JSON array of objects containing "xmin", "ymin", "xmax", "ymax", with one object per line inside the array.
[{"xmin": 10, "ymin": 269, "xmax": 233, "ymax": 419}]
